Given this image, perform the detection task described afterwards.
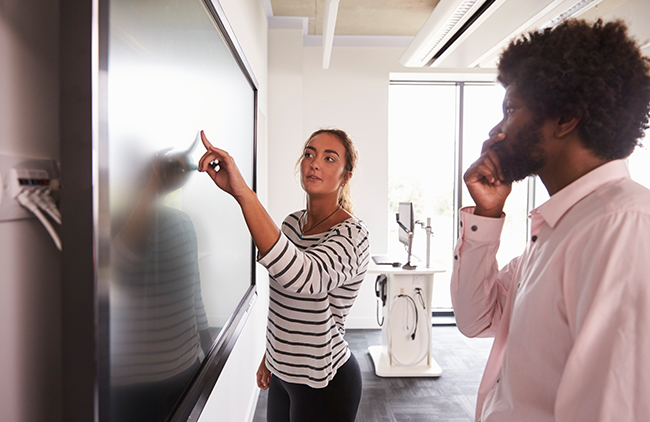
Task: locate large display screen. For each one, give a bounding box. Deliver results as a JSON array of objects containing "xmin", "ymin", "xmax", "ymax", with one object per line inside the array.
[{"xmin": 104, "ymin": 0, "xmax": 257, "ymax": 420}]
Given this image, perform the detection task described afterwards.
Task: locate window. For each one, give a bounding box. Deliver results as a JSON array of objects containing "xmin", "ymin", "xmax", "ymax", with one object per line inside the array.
[
  {"xmin": 389, "ymin": 81, "xmax": 650, "ymax": 311},
  {"xmin": 388, "ymin": 80, "xmax": 538, "ymax": 309},
  {"xmin": 628, "ymin": 133, "xmax": 650, "ymax": 189}
]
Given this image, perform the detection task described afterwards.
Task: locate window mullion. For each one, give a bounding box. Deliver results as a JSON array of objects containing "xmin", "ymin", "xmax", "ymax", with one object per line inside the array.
[
  {"xmin": 453, "ymin": 82, "xmax": 465, "ymax": 241},
  {"xmin": 526, "ymin": 176, "xmax": 536, "ymax": 241}
]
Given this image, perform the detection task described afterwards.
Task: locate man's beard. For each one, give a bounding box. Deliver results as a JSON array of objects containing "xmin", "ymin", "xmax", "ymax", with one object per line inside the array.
[{"xmin": 490, "ymin": 121, "xmax": 547, "ymax": 184}]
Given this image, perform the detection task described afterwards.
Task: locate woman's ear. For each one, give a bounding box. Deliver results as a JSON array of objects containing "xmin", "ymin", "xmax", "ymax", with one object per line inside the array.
[
  {"xmin": 345, "ymin": 171, "xmax": 352, "ymax": 184},
  {"xmin": 554, "ymin": 115, "xmax": 580, "ymax": 138}
]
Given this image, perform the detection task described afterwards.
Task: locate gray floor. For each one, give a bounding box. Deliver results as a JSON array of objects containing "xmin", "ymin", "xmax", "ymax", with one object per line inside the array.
[{"xmin": 252, "ymin": 327, "xmax": 493, "ymax": 422}]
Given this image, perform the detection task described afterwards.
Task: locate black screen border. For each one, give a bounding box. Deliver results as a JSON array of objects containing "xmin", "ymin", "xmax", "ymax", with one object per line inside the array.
[{"xmin": 60, "ymin": 0, "xmax": 260, "ymax": 420}]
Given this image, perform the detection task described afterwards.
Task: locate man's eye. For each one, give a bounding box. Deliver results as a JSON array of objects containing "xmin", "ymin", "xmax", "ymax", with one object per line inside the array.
[{"xmin": 505, "ymin": 107, "xmax": 514, "ymax": 116}]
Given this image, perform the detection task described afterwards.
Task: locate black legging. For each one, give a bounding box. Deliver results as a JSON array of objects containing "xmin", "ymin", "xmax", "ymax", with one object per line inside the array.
[{"xmin": 267, "ymin": 353, "xmax": 362, "ymax": 422}]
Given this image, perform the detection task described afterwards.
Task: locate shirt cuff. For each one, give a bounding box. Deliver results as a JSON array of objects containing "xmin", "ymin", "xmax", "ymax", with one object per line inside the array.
[{"xmin": 459, "ymin": 206, "xmax": 505, "ymax": 243}]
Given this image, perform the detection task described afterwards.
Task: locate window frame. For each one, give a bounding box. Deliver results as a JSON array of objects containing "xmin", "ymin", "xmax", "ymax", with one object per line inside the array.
[{"xmin": 388, "ymin": 77, "xmax": 540, "ymax": 310}]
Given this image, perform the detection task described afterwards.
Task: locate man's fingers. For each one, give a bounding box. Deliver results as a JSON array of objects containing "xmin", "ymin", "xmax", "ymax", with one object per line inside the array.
[
  {"xmin": 471, "ymin": 133, "xmax": 506, "ymax": 184},
  {"xmin": 482, "ymin": 149, "xmax": 504, "ymax": 183},
  {"xmin": 470, "ymin": 163, "xmax": 498, "ymax": 185},
  {"xmin": 481, "ymin": 132, "xmax": 506, "ymax": 154},
  {"xmin": 466, "ymin": 152, "xmax": 501, "ymax": 185}
]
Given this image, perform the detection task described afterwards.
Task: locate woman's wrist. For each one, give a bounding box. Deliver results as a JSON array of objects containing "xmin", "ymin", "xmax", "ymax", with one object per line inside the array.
[{"xmin": 234, "ymin": 187, "xmax": 257, "ymax": 206}]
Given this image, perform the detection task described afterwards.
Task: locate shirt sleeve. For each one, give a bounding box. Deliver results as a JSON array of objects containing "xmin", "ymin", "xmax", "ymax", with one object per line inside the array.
[
  {"xmin": 554, "ymin": 211, "xmax": 650, "ymax": 421},
  {"xmin": 450, "ymin": 207, "xmax": 519, "ymax": 338},
  {"xmin": 257, "ymin": 222, "xmax": 370, "ymax": 295}
]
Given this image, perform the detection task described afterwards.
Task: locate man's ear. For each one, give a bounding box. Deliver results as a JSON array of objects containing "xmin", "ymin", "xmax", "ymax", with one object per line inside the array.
[{"xmin": 554, "ymin": 115, "xmax": 580, "ymax": 138}]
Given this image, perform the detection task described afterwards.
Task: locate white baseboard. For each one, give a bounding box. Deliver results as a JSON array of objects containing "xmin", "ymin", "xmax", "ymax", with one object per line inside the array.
[{"xmin": 246, "ymin": 388, "xmax": 261, "ymax": 422}]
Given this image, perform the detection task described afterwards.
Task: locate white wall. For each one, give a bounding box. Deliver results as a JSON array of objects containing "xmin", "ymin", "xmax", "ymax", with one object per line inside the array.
[
  {"xmin": 267, "ymin": 28, "xmax": 306, "ymax": 224},
  {"xmin": 197, "ymin": 0, "xmax": 270, "ymax": 421},
  {"xmin": 0, "ymin": 0, "xmax": 62, "ymax": 421}
]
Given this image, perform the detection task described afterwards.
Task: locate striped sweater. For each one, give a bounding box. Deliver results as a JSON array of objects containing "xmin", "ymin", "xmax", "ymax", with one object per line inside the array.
[
  {"xmin": 258, "ymin": 211, "xmax": 370, "ymax": 388},
  {"xmin": 110, "ymin": 206, "xmax": 209, "ymax": 386}
]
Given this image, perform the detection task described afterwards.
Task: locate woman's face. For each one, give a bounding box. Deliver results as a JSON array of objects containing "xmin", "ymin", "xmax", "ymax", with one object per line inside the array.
[{"xmin": 300, "ymin": 133, "xmax": 350, "ymax": 199}]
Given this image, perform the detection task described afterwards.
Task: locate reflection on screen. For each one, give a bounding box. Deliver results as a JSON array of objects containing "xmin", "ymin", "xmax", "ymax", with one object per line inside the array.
[{"xmin": 107, "ymin": 0, "xmax": 255, "ymax": 420}]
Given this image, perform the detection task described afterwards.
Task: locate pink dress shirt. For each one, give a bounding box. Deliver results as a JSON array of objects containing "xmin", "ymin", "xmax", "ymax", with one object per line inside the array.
[{"xmin": 451, "ymin": 160, "xmax": 650, "ymax": 422}]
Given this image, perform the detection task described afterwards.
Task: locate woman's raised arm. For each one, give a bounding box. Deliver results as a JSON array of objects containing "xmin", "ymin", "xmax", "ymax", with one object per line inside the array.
[{"xmin": 198, "ymin": 130, "xmax": 280, "ymax": 256}]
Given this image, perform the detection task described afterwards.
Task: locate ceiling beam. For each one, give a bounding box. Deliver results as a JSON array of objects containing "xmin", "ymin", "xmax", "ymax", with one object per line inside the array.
[{"xmin": 322, "ymin": 0, "xmax": 340, "ymax": 69}]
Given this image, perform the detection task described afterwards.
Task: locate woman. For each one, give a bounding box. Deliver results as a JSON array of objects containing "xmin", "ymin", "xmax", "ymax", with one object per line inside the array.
[{"xmin": 198, "ymin": 128, "xmax": 369, "ymax": 422}]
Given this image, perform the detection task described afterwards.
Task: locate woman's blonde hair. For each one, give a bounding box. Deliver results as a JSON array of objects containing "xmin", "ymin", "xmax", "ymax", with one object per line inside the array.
[{"xmin": 297, "ymin": 128, "xmax": 359, "ymax": 213}]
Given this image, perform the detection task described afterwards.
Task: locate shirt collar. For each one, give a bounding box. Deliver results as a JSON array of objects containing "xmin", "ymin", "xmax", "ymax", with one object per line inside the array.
[{"xmin": 533, "ymin": 160, "xmax": 630, "ymax": 228}]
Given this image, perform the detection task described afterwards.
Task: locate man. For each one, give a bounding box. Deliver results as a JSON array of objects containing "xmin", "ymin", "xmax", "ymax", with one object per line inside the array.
[{"xmin": 452, "ymin": 19, "xmax": 650, "ymax": 422}]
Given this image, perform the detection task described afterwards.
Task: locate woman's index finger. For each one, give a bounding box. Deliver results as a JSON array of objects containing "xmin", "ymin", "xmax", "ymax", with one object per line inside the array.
[{"xmin": 200, "ymin": 130, "xmax": 214, "ymax": 150}]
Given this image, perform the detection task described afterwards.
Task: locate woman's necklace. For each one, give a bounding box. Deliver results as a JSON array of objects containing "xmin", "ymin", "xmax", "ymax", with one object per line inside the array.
[{"xmin": 299, "ymin": 205, "xmax": 341, "ymax": 239}]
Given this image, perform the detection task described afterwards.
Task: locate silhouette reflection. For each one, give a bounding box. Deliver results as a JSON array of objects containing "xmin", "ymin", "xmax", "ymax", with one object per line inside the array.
[{"xmin": 109, "ymin": 135, "xmax": 211, "ymax": 422}]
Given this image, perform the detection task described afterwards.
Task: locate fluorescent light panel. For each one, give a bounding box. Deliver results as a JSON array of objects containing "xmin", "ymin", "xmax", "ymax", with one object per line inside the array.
[
  {"xmin": 471, "ymin": 0, "xmax": 605, "ymax": 68},
  {"xmin": 542, "ymin": 0, "xmax": 600, "ymax": 27},
  {"xmin": 423, "ymin": 0, "xmax": 480, "ymax": 59},
  {"xmin": 400, "ymin": 0, "xmax": 489, "ymax": 67}
]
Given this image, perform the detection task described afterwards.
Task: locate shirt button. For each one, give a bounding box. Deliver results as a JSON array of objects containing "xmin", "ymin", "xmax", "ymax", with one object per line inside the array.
[
  {"xmin": 532, "ymin": 235, "xmax": 538, "ymax": 242},
  {"xmin": 454, "ymin": 255, "xmax": 458, "ymax": 260},
  {"xmin": 460, "ymin": 221, "xmax": 463, "ymax": 227},
  {"xmin": 496, "ymin": 378, "xmax": 500, "ymax": 383},
  {"xmin": 471, "ymin": 225, "xmax": 478, "ymax": 232}
]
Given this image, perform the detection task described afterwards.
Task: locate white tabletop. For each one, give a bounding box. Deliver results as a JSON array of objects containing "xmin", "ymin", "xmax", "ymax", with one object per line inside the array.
[{"xmin": 368, "ymin": 262, "xmax": 446, "ymax": 275}]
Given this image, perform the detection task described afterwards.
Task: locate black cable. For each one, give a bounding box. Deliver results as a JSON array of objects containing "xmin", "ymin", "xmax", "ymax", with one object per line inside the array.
[
  {"xmin": 397, "ymin": 294, "xmax": 418, "ymax": 340},
  {"xmin": 375, "ymin": 275, "xmax": 387, "ymax": 326},
  {"xmin": 414, "ymin": 287, "xmax": 426, "ymax": 309},
  {"xmin": 376, "ymin": 301, "xmax": 384, "ymax": 326}
]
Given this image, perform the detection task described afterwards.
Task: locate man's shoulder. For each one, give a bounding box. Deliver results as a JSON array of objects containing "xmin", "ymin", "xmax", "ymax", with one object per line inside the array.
[
  {"xmin": 596, "ymin": 177, "xmax": 650, "ymax": 214},
  {"xmin": 559, "ymin": 177, "xmax": 650, "ymax": 232}
]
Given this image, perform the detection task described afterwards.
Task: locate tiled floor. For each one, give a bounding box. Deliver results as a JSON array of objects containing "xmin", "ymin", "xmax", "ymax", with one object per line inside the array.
[{"xmin": 253, "ymin": 327, "xmax": 493, "ymax": 421}]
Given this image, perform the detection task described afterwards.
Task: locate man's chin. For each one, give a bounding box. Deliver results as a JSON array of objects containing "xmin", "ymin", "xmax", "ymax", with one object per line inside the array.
[
  {"xmin": 501, "ymin": 169, "xmax": 533, "ymax": 184},
  {"xmin": 497, "ymin": 151, "xmax": 544, "ymax": 184}
]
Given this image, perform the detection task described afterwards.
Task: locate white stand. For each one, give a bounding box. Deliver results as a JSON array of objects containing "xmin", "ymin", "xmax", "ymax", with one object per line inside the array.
[{"xmin": 368, "ymin": 264, "xmax": 445, "ymax": 377}]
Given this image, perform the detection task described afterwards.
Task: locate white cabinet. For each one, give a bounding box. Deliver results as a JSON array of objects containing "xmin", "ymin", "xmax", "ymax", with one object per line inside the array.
[{"xmin": 368, "ymin": 265, "xmax": 445, "ymax": 377}]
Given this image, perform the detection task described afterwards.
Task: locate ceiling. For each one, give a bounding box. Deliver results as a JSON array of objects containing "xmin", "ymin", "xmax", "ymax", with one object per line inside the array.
[
  {"xmin": 268, "ymin": 0, "xmax": 649, "ymax": 68},
  {"xmin": 269, "ymin": 0, "xmax": 440, "ymax": 36}
]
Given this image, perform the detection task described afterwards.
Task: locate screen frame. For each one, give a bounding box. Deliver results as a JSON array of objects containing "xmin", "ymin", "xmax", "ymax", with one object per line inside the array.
[
  {"xmin": 398, "ymin": 201, "xmax": 414, "ymax": 246},
  {"xmin": 60, "ymin": 0, "xmax": 259, "ymax": 420}
]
